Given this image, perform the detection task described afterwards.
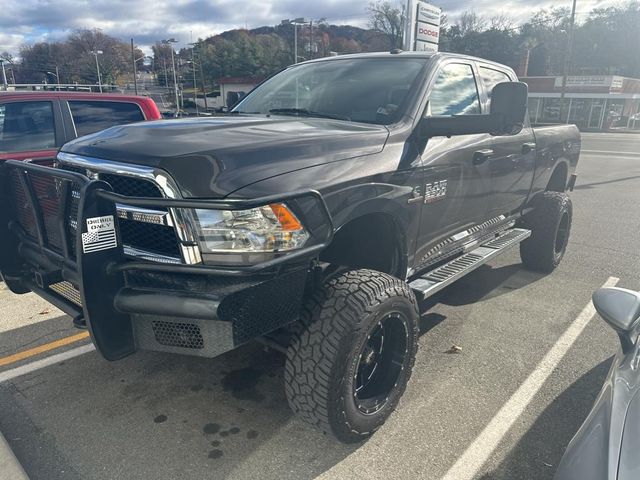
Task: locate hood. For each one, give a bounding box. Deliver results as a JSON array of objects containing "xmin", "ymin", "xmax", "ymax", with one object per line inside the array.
[
  {"xmin": 617, "ymin": 388, "xmax": 640, "ymax": 480},
  {"xmin": 60, "ymin": 116, "xmax": 389, "ymax": 198},
  {"xmin": 554, "ymin": 351, "xmax": 638, "ymax": 480}
]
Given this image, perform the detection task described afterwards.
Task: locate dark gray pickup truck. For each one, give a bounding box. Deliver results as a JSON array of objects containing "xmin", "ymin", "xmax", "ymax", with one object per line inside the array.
[{"xmin": 0, "ymin": 52, "xmax": 580, "ymax": 442}]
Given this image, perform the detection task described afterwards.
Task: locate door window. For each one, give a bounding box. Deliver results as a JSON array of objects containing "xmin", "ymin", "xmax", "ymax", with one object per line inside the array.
[
  {"xmin": 68, "ymin": 101, "xmax": 145, "ymax": 137},
  {"xmin": 0, "ymin": 101, "xmax": 56, "ymax": 153},
  {"xmin": 427, "ymin": 63, "xmax": 481, "ymax": 116},
  {"xmin": 479, "ymin": 67, "xmax": 512, "ymax": 97}
]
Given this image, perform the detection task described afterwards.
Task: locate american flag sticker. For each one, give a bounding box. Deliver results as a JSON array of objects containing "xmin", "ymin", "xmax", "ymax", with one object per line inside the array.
[{"xmin": 82, "ymin": 215, "xmax": 118, "ymax": 253}]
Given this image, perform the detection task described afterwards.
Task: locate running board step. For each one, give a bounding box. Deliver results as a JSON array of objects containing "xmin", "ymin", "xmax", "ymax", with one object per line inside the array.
[{"xmin": 409, "ymin": 228, "xmax": 531, "ymax": 299}]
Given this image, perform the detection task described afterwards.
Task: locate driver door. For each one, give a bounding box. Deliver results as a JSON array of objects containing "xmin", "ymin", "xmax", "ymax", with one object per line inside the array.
[{"xmin": 413, "ymin": 61, "xmax": 496, "ymax": 268}]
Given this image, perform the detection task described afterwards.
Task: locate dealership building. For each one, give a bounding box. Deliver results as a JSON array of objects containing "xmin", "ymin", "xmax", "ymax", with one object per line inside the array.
[{"xmin": 521, "ymin": 75, "xmax": 640, "ymax": 131}]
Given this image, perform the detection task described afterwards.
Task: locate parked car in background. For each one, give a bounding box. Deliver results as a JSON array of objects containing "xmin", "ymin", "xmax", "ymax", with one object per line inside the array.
[
  {"xmin": 0, "ymin": 92, "xmax": 161, "ymax": 163},
  {"xmin": 554, "ymin": 286, "xmax": 640, "ymax": 480}
]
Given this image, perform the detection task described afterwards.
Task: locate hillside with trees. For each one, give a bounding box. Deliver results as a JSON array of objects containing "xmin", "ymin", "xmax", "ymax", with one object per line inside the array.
[{"xmin": 2, "ymin": 1, "xmax": 639, "ymax": 90}]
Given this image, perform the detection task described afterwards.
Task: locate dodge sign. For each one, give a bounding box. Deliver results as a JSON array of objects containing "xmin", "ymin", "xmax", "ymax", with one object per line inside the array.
[{"xmin": 403, "ymin": 0, "xmax": 442, "ymax": 52}]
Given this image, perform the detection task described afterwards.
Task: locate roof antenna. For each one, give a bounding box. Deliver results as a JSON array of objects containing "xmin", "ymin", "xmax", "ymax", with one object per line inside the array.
[{"xmin": 390, "ymin": 48, "xmax": 403, "ymax": 54}]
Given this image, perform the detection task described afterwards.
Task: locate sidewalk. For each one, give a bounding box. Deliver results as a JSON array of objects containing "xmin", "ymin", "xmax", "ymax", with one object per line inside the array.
[{"xmin": 0, "ymin": 431, "xmax": 28, "ymax": 480}]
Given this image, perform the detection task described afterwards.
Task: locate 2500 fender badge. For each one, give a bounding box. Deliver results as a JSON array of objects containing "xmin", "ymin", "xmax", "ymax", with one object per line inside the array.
[{"xmin": 408, "ymin": 180, "xmax": 448, "ymax": 204}]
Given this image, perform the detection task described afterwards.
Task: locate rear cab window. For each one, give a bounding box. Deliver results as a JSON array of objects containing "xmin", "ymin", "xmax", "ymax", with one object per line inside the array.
[
  {"xmin": 427, "ymin": 63, "xmax": 481, "ymax": 116},
  {"xmin": 479, "ymin": 66, "xmax": 512, "ymax": 97},
  {"xmin": 0, "ymin": 101, "xmax": 57, "ymax": 153},
  {"xmin": 68, "ymin": 100, "xmax": 145, "ymax": 137}
]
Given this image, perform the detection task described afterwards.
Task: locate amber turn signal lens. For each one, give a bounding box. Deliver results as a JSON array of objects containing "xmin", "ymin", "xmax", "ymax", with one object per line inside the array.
[{"xmin": 269, "ymin": 203, "xmax": 303, "ymax": 231}]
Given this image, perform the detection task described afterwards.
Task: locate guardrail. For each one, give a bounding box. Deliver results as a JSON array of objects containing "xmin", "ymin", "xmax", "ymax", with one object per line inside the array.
[{"xmin": 2, "ymin": 83, "xmax": 120, "ymax": 93}]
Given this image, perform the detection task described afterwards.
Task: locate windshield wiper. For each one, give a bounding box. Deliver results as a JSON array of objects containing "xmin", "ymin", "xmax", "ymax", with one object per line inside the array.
[{"xmin": 268, "ymin": 108, "xmax": 351, "ymax": 121}]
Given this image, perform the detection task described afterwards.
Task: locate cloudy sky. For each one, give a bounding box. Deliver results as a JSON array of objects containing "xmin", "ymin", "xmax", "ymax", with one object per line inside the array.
[{"xmin": 1, "ymin": 0, "xmax": 618, "ymax": 56}]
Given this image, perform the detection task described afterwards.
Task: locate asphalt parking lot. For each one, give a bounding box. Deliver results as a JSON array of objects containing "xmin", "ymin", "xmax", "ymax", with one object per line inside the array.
[{"xmin": 0, "ymin": 132, "xmax": 639, "ymax": 480}]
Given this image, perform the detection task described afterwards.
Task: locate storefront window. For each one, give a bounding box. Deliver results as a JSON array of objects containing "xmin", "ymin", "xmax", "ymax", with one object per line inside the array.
[
  {"xmin": 528, "ymin": 98, "xmax": 541, "ymax": 124},
  {"xmin": 567, "ymin": 99, "xmax": 591, "ymax": 129},
  {"xmin": 605, "ymin": 100, "xmax": 625, "ymax": 129},
  {"xmin": 588, "ymin": 99, "xmax": 606, "ymax": 130},
  {"xmin": 540, "ymin": 98, "xmax": 563, "ymax": 124},
  {"xmin": 628, "ymin": 101, "xmax": 640, "ymax": 130}
]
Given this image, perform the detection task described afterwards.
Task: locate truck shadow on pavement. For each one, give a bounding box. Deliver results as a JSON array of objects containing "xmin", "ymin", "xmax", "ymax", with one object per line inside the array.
[
  {"xmin": 437, "ymin": 263, "xmax": 545, "ymax": 307},
  {"xmin": 416, "ymin": 262, "xmax": 544, "ymax": 335},
  {"xmin": 573, "ymin": 174, "xmax": 640, "ymax": 191},
  {"xmin": 476, "ymin": 357, "xmax": 613, "ymax": 480}
]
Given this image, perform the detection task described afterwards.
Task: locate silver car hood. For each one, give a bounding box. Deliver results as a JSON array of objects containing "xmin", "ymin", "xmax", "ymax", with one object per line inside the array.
[{"xmin": 617, "ymin": 388, "xmax": 640, "ymax": 480}]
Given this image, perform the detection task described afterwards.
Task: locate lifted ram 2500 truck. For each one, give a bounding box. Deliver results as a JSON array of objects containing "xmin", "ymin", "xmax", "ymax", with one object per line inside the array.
[{"xmin": 0, "ymin": 52, "xmax": 579, "ymax": 442}]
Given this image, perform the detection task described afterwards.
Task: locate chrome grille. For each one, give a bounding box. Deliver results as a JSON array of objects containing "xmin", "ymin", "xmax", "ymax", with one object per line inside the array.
[{"xmin": 57, "ymin": 161, "xmax": 182, "ymax": 262}]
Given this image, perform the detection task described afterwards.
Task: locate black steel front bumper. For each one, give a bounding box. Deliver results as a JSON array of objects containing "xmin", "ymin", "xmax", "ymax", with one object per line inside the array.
[{"xmin": 0, "ymin": 160, "xmax": 333, "ymax": 360}]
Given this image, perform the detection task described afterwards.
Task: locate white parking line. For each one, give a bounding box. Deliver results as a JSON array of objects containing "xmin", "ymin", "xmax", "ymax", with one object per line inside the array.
[
  {"xmin": 0, "ymin": 344, "xmax": 95, "ymax": 383},
  {"xmin": 440, "ymin": 276, "xmax": 620, "ymax": 480},
  {"xmin": 582, "ymin": 149, "xmax": 639, "ymax": 157}
]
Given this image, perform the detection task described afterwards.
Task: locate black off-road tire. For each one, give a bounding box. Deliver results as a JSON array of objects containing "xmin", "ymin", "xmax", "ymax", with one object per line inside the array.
[
  {"xmin": 520, "ymin": 192, "xmax": 573, "ymax": 273},
  {"xmin": 285, "ymin": 269, "xmax": 419, "ymax": 443}
]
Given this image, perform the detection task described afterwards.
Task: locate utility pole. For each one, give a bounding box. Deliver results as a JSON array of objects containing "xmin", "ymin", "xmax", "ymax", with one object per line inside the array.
[
  {"xmin": 56, "ymin": 66, "xmax": 60, "ymax": 90},
  {"xmin": 131, "ymin": 38, "xmax": 138, "ymax": 95},
  {"xmin": 162, "ymin": 58, "xmax": 168, "ymax": 88},
  {"xmin": 559, "ymin": 0, "xmax": 577, "ymax": 123},
  {"xmin": 0, "ymin": 60, "xmax": 8, "ymax": 91},
  {"xmin": 198, "ymin": 57, "xmax": 208, "ymax": 110}
]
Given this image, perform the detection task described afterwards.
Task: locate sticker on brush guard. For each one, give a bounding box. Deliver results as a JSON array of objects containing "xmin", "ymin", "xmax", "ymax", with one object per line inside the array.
[{"xmin": 82, "ymin": 215, "xmax": 117, "ymax": 253}]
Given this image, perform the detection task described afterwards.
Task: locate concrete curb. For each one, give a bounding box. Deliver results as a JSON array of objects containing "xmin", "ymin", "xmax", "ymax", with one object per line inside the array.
[{"xmin": 0, "ymin": 431, "xmax": 29, "ymax": 480}]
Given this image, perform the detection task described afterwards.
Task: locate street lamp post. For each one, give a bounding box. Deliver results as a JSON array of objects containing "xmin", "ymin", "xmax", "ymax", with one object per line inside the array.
[
  {"xmin": 0, "ymin": 60, "xmax": 8, "ymax": 91},
  {"xmin": 187, "ymin": 53, "xmax": 199, "ymax": 116},
  {"xmin": 282, "ymin": 18, "xmax": 307, "ymax": 64},
  {"xmin": 162, "ymin": 38, "xmax": 180, "ymax": 116},
  {"xmin": 294, "ymin": 23, "xmax": 298, "ymax": 64},
  {"xmin": 131, "ymin": 38, "xmax": 138, "ymax": 95},
  {"xmin": 91, "ymin": 50, "xmax": 103, "ymax": 93},
  {"xmin": 46, "ymin": 69, "xmax": 60, "ymax": 91}
]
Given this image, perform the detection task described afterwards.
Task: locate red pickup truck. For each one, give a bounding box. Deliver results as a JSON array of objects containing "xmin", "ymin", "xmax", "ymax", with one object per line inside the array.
[{"xmin": 0, "ymin": 92, "xmax": 161, "ymax": 163}]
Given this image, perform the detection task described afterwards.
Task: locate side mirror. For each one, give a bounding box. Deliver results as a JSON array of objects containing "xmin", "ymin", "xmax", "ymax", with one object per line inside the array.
[
  {"xmin": 490, "ymin": 82, "xmax": 528, "ymax": 135},
  {"xmin": 593, "ymin": 287, "xmax": 640, "ymax": 353},
  {"xmin": 419, "ymin": 81, "xmax": 528, "ymax": 138}
]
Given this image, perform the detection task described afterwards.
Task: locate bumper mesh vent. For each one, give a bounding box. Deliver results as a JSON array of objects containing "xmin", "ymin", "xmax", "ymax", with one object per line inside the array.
[{"xmin": 151, "ymin": 320, "xmax": 204, "ymax": 349}]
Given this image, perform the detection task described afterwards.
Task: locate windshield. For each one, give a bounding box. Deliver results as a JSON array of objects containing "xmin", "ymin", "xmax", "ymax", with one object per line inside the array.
[{"xmin": 232, "ymin": 57, "xmax": 428, "ymax": 125}]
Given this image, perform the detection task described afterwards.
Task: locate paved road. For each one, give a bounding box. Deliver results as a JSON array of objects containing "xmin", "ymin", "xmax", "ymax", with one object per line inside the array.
[{"xmin": 0, "ymin": 133, "xmax": 639, "ymax": 480}]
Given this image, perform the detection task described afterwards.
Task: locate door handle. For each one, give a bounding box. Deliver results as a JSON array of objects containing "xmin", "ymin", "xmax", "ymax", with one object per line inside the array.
[
  {"xmin": 473, "ymin": 149, "xmax": 494, "ymax": 165},
  {"xmin": 522, "ymin": 142, "xmax": 536, "ymax": 154}
]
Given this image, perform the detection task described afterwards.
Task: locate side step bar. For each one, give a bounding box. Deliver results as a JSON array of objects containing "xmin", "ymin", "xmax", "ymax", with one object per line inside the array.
[{"xmin": 409, "ymin": 228, "xmax": 531, "ymax": 299}]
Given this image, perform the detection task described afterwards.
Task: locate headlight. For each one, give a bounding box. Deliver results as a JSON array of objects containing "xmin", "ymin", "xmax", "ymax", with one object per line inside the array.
[{"xmin": 194, "ymin": 203, "xmax": 310, "ymax": 254}]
